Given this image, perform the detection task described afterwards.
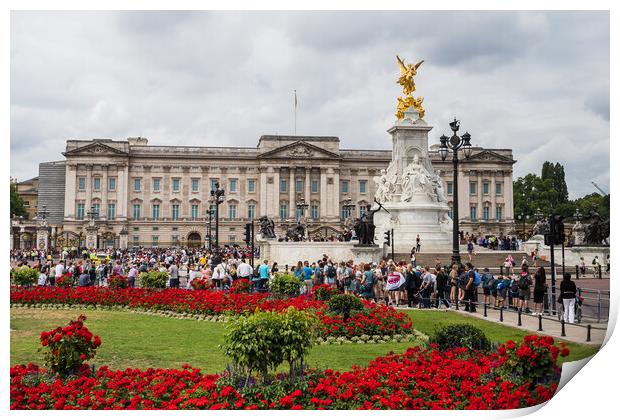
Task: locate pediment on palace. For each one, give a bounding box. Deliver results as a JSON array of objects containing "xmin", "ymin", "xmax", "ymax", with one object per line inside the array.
[
  {"xmin": 468, "ymin": 150, "xmax": 515, "ymax": 163},
  {"xmin": 257, "ymin": 141, "xmax": 341, "ymax": 160},
  {"xmin": 63, "ymin": 142, "xmax": 129, "ymax": 157}
]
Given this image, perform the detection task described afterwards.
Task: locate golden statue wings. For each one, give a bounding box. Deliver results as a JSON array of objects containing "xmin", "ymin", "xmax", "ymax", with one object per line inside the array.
[{"xmin": 395, "ymin": 55, "xmax": 425, "ymax": 120}]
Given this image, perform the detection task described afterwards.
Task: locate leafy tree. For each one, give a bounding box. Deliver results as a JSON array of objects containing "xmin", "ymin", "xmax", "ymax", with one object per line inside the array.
[
  {"xmin": 513, "ymin": 174, "xmax": 555, "ymax": 218},
  {"xmin": 10, "ymin": 179, "xmax": 27, "ymax": 219},
  {"xmin": 541, "ymin": 162, "xmax": 569, "ymax": 208}
]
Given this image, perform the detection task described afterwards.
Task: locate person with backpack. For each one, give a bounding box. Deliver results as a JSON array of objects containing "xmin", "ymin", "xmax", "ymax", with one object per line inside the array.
[
  {"xmin": 509, "ymin": 273, "xmax": 521, "ymax": 310},
  {"xmin": 435, "ymin": 265, "xmax": 450, "ymax": 309},
  {"xmin": 517, "ymin": 265, "xmax": 532, "ymax": 313},
  {"xmin": 481, "ymin": 267, "xmax": 495, "ymax": 307},
  {"xmin": 495, "ymin": 275, "xmax": 510, "ymax": 309},
  {"xmin": 324, "ymin": 260, "xmax": 337, "ymax": 286},
  {"xmin": 360, "ymin": 264, "xmax": 376, "ymax": 300},
  {"xmin": 532, "ymin": 266, "xmax": 547, "ymax": 315}
]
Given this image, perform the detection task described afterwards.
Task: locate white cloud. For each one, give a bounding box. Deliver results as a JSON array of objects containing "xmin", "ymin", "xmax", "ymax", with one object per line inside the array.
[{"xmin": 10, "ymin": 10, "xmax": 609, "ymax": 198}]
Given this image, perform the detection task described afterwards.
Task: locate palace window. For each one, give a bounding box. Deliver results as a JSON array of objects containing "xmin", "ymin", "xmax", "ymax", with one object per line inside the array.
[
  {"xmin": 93, "ymin": 177, "xmax": 101, "ymax": 191},
  {"xmin": 152, "ymin": 236, "xmax": 159, "ymax": 247},
  {"xmin": 280, "ymin": 179, "xmax": 288, "ymax": 193},
  {"xmin": 311, "ymin": 205, "xmax": 319, "ymax": 219},
  {"xmin": 341, "ymin": 205, "xmax": 352, "ymax": 220},
  {"xmin": 191, "ymin": 178, "xmax": 199, "ymax": 193},
  {"xmin": 133, "ymin": 178, "xmax": 142, "ymax": 192},
  {"xmin": 341, "ymin": 181, "xmax": 349, "ymax": 193},
  {"xmin": 295, "ymin": 179, "xmax": 303, "ymax": 193},
  {"xmin": 172, "ymin": 178, "xmax": 181, "ymax": 192},
  {"xmin": 359, "ymin": 180, "xmax": 367, "ymax": 194},
  {"xmin": 279, "ymin": 203, "xmax": 288, "ymax": 220},
  {"xmin": 247, "ymin": 204, "xmax": 256, "ymax": 220},
  {"xmin": 228, "ymin": 204, "xmax": 237, "ymax": 219},
  {"xmin": 359, "ymin": 206, "xmax": 367, "ymax": 218},
  {"xmin": 229, "ymin": 179, "xmax": 237, "ymax": 193},
  {"xmin": 132, "ymin": 236, "xmax": 140, "ymax": 245},
  {"xmin": 108, "ymin": 177, "xmax": 116, "ymax": 191},
  {"xmin": 107, "ymin": 203, "xmax": 116, "ymax": 220},
  {"xmin": 496, "ymin": 182, "xmax": 503, "ymax": 195},
  {"xmin": 132, "ymin": 204, "xmax": 141, "ymax": 219},
  {"xmin": 191, "ymin": 204, "xmax": 199, "ymax": 220},
  {"xmin": 76, "ymin": 203, "xmax": 85, "ymax": 220},
  {"xmin": 172, "ymin": 204, "xmax": 180, "ymax": 220},
  {"xmin": 470, "ymin": 206, "xmax": 477, "ymax": 220},
  {"xmin": 483, "ymin": 206, "xmax": 490, "ymax": 220},
  {"xmin": 447, "ymin": 182, "xmax": 453, "ymax": 195},
  {"xmin": 496, "ymin": 206, "xmax": 503, "ymax": 220},
  {"xmin": 448, "ymin": 206, "xmax": 454, "ymax": 219},
  {"xmin": 248, "ymin": 179, "xmax": 256, "ymax": 193},
  {"xmin": 469, "ymin": 182, "xmax": 477, "ymax": 195},
  {"xmin": 92, "ymin": 203, "xmax": 100, "ymax": 217},
  {"xmin": 152, "ymin": 204, "xmax": 160, "ymax": 220},
  {"xmin": 483, "ymin": 182, "xmax": 489, "ymax": 195},
  {"xmin": 153, "ymin": 178, "xmax": 161, "ymax": 192},
  {"xmin": 210, "ymin": 179, "xmax": 219, "ymax": 192},
  {"xmin": 78, "ymin": 177, "xmax": 86, "ymax": 190},
  {"xmin": 311, "ymin": 180, "xmax": 319, "ymax": 193}
]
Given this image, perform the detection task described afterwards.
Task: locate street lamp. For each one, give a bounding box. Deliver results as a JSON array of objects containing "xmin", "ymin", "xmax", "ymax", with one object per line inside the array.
[
  {"xmin": 296, "ymin": 196, "xmax": 309, "ymax": 221},
  {"xmin": 206, "ymin": 207, "xmax": 215, "ymax": 249},
  {"xmin": 210, "ymin": 182, "xmax": 225, "ymax": 250},
  {"xmin": 341, "ymin": 198, "xmax": 356, "ymax": 220},
  {"xmin": 438, "ymin": 118, "xmax": 473, "ymax": 265}
]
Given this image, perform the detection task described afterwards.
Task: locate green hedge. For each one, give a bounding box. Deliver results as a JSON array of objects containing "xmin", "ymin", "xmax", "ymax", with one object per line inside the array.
[
  {"xmin": 138, "ymin": 271, "xmax": 169, "ymax": 289},
  {"xmin": 12, "ymin": 267, "xmax": 40, "ymax": 287},
  {"xmin": 429, "ymin": 324, "xmax": 492, "ymax": 352}
]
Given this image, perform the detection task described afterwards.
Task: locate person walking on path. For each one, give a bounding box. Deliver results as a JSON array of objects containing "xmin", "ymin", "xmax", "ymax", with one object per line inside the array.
[
  {"xmin": 415, "ymin": 235, "xmax": 421, "ymax": 253},
  {"xmin": 560, "ymin": 272, "xmax": 578, "ymax": 324},
  {"xmin": 532, "ymin": 266, "xmax": 546, "ymax": 315},
  {"xmin": 464, "ymin": 262, "xmax": 477, "ymax": 313}
]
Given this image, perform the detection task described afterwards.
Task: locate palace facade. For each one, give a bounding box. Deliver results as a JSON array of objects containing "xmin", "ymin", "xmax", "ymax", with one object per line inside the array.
[{"xmin": 15, "ymin": 135, "xmax": 515, "ymax": 249}]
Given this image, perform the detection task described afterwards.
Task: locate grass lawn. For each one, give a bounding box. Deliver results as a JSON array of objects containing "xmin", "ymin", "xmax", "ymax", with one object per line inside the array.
[{"xmin": 10, "ymin": 307, "xmax": 600, "ymax": 373}]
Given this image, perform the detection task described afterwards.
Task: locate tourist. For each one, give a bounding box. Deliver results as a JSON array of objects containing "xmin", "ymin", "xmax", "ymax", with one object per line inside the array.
[
  {"xmin": 360, "ymin": 264, "xmax": 375, "ymax": 300},
  {"xmin": 532, "ymin": 266, "xmax": 546, "ymax": 315},
  {"xmin": 237, "ymin": 259, "xmax": 253, "ymax": 281},
  {"xmin": 606, "ymin": 254, "xmax": 610, "ymax": 273},
  {"xmin": 373, "ymin": 263, "xmax": 385, "ymax": 302},
  {"xmin": 467, "ymin": 240, "xmax": 475, "ymax": 262},
  {"xmin": 435, "ymin": 265, "xmax": 450, "ymax": 309},
  {"xmin": 38, "ymin": 267, "xmax": 48, "ymax": 287},
  {"xmin": 127, "ymin": 264, "xmax": 138, "ymax": 288},
  {"xmin": 449, "ymin": 264, "xmax": 459, "ymax": 306},
  {"xmin": 504, "ymin": 255, "xmax": 514, "ymax": 272},
  {"xmin": 495, "ymin": 275, "xmax": 510, "ymax": 309},
  {"xmin": 212, "ymin": 257, "xmax": 227, "ymax": 290},
  {"xmin": 386, "ymin": 264, "xmax": 405, "ymax": 306},
  {"xmin": 518, "ymin": 265, "xmax": 532, "ymax": 313},
  {"xmin": 559, "ymin": 272, "xmax": 577, "ymax": 324},
  {"xmin": 54, "ymin": 260, "xmax": 65, "ymax": 283},
  {"xmin": 579, "ymin": 257, "xmax": 587, "ymax": 276},
  {"xmin": 47, "ymin": 264, "xmax": 56, "ymax": 287},
  {"xmin": 257, "ymin": 259, "xmax": 271, "ymax": 291},
  {"xmin": 416, "ymin": 235, "xmax": 421, "ymax": 252},
  {"xmin": 410, "ymin": 247, "xmax": 416, "ymax": 267},
  {"xmin": 404, "ymin": 263, "xmax": 419, "ymax": 308},
  {"xmin": 464, "ymin": 262, "xmax": 476, "ymax": 313},
  {"xmin": 419, "ymin": 266, "xmax": 435, "ymax": 309},
  {"xmin": 271, "ymin": 262, "xmax": 279, "ymax": 276},
  {"xmin": 481, "ymin": 268, "xmax": 495, "ymax": 307}
]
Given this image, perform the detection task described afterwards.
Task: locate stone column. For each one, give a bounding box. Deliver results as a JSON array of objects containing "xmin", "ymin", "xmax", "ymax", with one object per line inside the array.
[
  {"xmin": 101, "ymin": 165, "xmax": 108, "ymax": 220},
  {"xmin": 119, "ymin": 228, "xmax": 129, "ymax": 250},
  {"xmin": 118, "ymin": 165, "xmax": 129, "ymax": 220},
  {"xmin": 332, "ymin": 169, "xmax": 340, "ymax": 218},
  {"xmin": 289, "ymin": 168, "xmax": 295, "ymax": 218},
  {"xmin": 491, "ymin": 172, "xmax": 497, "ymax": 220},
  {"xmin": 85, "ymin": 164, "xmax": 93, "ymax": 213},
  {"xmin": 19, "ymin": 228, "xmax": 25, "ymax": 249},
  {"xmin": 64, "ymin": 164, "xmax": 77, "ymax": 218},
  {"xmin": 477, "ymin": 172, "xmax": 483, "ymax": 221},
  {"xmin": 504, "ymin": 171, "xmax": 514, "ymax": 219},
  {"xmin": 259, "ymin": 169, "xmax": 267, "ymax": 216},
  {"xmin": 269, "ymin": 167, "xmax": 280, "ymax": 218},
  {"xmin": 304, "ymin": 168, "xmax": 311, "ymax": 209},
  {"xmin": 320, "ymin": 169, "xmax": 327, "ymax": 219},
  {"xmin": 37, "ymin": 227, "xmax": 50, "ymax": 250}
]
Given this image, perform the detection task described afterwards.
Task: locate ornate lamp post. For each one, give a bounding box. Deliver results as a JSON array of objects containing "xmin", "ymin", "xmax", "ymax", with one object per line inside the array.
[
  {"xmin": 206, "ymin": 207, "xmax": 215, "ymax": 249},
  {"xmin": 210, "ymin": 182, "xmax": 225, "ymax": 250},
  {"xmin": 296, "ymin": 196, "xmax": 309, "ymax": 222},
  {"xmin": 438, "ymin": 118, "xmax": 472, "ymax": 265}
]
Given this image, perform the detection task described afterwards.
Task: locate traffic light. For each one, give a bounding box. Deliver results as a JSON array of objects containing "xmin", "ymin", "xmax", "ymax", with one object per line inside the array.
[
  {"xmin": 545, "ymin": 214, "xmax": 565, "ymax": 246},
  {"xmin": 244, "ymin": 223, "xmax": 252, "ymax": 245},
  {"xmin": 383, "ymin": 230, "xmax": 391, "ymax": 246}
]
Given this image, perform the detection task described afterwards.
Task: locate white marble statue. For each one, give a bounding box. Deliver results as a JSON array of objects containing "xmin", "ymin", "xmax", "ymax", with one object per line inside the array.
[
  {"xmin": 373, "ymin": 161, "xmax": 398, "ymax": 203},
  {"xmin": 401, "ymin": 154, "xmax": 436, "ymax": 202},
  {"xmin": 432, "ymin": 170, "xmax": 447, "ymax": 203},
  {"xmin": 439, "ymin": 212, "xmax": 453, "ymax": 233}
]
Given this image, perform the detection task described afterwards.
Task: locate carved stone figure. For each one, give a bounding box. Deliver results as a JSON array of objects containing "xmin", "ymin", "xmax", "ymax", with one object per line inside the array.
[
  {"xmin": 439, "ymin": 212, "xmax": 453, "ymax": 233},
  {"xmin": 432, "ymin": 170, "xmax": 447, "ymax": 203},
  {"xmin": 356, "ymin": 204, "xmax": 381, "ymax": 245},
  {"xmin": 396, "ymin": 55, "xmax": 425, "ymax": 119},
  {"xmin": 258, "ymin": 216, "xmax": 276, "ymax": 239},
  {"xmin": 373, "ymin": 161, "xmax": 398, "ymax": 203},
  {"xmin": 286, "ymin": 222, "xmax": 306, "ymax": 242},
  {"xmin": 533, "ymin": 219, "xmax": 549, "ymax": 236},
  {"xmin": 583, "ymin": 210, "xmax": 610, "ymax": 245},
  {"xmin": 401, "ymin": 154, "xmax": 436, "ymax": 202}
]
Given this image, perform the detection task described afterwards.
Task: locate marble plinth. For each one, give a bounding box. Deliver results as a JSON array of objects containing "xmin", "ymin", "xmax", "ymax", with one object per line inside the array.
[{"xmin": 257, "ymin": 240, "xmax": 384, "ymax": 266}]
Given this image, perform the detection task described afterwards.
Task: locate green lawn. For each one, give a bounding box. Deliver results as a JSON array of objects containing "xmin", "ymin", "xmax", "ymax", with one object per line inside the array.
[{"xmin": 10, "ymin": 307, "xmax": 599, "ymax": 373}]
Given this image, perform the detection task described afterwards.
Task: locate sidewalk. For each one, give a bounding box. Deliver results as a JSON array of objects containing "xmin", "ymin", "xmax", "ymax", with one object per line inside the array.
[{"xmin": 402, "ymin": 306, "xmax": 607, "ymax": 345}]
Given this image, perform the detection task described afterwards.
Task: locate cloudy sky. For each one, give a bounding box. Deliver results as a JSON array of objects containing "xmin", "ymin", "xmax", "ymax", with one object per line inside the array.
[{"xmin": 10, "ymin": 10, "xmax": 609, "ymax": 198}]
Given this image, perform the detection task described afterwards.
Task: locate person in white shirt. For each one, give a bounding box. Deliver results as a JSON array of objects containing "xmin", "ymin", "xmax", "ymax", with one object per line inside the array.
[
  {"xmin": 237, "ymin": 259, "xmax": 253, "ymax": 280},
  {"xmin": 55, "ymin": 261, "xmax": 65, "ymax": 282},
  {"xmin": 38, "ymin": 268, "xmax": 47, "ymax": 287}
]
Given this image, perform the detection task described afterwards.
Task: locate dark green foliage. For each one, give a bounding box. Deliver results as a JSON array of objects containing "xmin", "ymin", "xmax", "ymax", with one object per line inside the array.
[
  {"xmin": 430, "ymin": 324, "xmax": 492, "ymax": 352},
  {"xmin": 327, "ymin": 294, "xmax": 364, "ymax": 315}
]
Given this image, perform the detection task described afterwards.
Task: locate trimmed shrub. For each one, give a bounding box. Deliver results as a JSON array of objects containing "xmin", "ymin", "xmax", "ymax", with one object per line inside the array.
[
  {"xmin": 222, "ymin": 307, "xmax": 316, "ymax": 380},
  {"xmin": 108, "ymin": 275, "xmax": 128, "ymax": 289},
  {"xmin": 313, "ymin": 284, "xmax": 339, "ymax": 301},
  {"xmin": 270, "ymin": 273, "xmax": 303, "ymax": 297},
  {"xmin": 11, "ymin": 267, "xmax": 39, "ymax": 287},
  {"xmin": 190, "ymin": 278, "xmax": 210, "ymax": 290},
  {"xmin": 327, "ymin": 294, "xmax": 364, "ymax": 315},
  {"xmin": 430, "ymin": 324, "xmax": 491, "ymax": 352},
  {"xmin": 139, "ymin": 271, "xmax": 169, "ymax": 289}
]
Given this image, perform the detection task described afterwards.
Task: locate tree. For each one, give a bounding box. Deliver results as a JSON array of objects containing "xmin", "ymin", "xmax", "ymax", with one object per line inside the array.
[
  {"xmin": 10, "ymin": 179, "xmax": 27, "ymax": 219},
  {"xmin": 513, "ymin": 173, "xmax": 555, "ymax": 218},
  {"xmin": 541, "ymin": 161, "xmax": 569, "ymax": 208}
]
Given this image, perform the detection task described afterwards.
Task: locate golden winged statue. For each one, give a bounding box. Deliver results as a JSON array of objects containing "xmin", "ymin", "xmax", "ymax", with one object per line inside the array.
[{"xmin": 395, "ymin": 55, "xmax": 425, "ymax": 120}]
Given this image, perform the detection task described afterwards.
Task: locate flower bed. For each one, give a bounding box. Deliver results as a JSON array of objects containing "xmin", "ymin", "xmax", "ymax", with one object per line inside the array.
[
  {"xmin": 10, "ymin": 287, "xmax": 411, "ymax": 339},
  {"xmin": 10, "ymin": 336, "xmax": 565, "ymax": 410}
]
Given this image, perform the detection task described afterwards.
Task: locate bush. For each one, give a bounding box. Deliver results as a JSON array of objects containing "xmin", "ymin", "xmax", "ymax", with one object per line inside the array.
[
  {"xmin": 139, "ymin": 271, "xmax": 169, "ymax": 289},
  {"xmin": 430, "ymin": 324, "xmax": 491, "ymax": 352},
  {"xmin": 327, "ymin": 294, "xmax": 364, "ymax": 316},
  {"xmin": 39, "ymin": 314, "xmax": 101, "ymax": 376},
  {"xmin": 190, "ymin": 278, "xmax": 210, "ymax": 290},
  {"xmin": 494, "ymin": 335, "xmax": 569, "ymax": 386},
  {"xmin": 108, "ymin": 275, "xmax": 128, "ymax": 289},
  {"xmin": 222, "ymin": 307, "xmax": 316, "ymax": 381},
  {"xmin": 55, "ymin": 273, "xmax": 74, "ymax": 288},
  {"xmin": 11, "ymin": 267, "xmax": 39, "ymax": 287},
  {"xmin": 230, "ymin": 278, "xmax": 252, "ymax": 293},
  {"xmin": 270, "ymin": 273, "xmax": 303, "ymax": 297},
  {"xmin": 313, "ymin": 284, "xmax": 339, "ymax": 301}
]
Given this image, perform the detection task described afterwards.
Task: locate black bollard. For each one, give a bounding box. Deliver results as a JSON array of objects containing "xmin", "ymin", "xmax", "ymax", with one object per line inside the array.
[
  {"xmin": 537, "ymin": 314, "xmax": 543, "ymax": 332},
  {"xmin": 518, "ymin": 308, "xmax": 522, "ymax": 326},
  {"xmin": 561, "ymin": 319, "xmax": 566, "ymax": 337},
  {"xmin": 587, "ymin": 324, "xmax": 592, "ymax": 342},
  {"xmin": 455, "ymin": 298, "xmax": 459, "ymax": 311},
  {"xmin": 484, "ymin": 303, "xmax": 488, "ymax": 317},
  {"xmin": 575, "ymin": 265, "xmax": 579, "ymax": 279},
  {"xmin": 500, "ymin": 306, "xmax": 504, "ymax": 322}
]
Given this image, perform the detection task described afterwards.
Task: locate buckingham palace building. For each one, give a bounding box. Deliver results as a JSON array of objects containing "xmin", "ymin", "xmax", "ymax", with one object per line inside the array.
[{"xmin": 23, "ymin": 134, "xmax": 516, "ymax": 249}]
